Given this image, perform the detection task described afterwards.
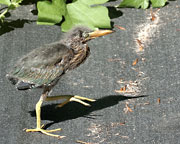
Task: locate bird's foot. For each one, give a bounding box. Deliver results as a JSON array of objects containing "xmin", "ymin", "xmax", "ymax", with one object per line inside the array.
[
  {"xmin": 57, "ymin": 95, "xmax": 96, "ymax": 107},
  {"xmin": 24, "ymin": 125, "xmax": 64, "ymax": 139}
]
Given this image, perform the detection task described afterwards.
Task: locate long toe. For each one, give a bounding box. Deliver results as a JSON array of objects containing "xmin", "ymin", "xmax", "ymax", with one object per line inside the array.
[
  {"xmin": 25, "ymin": 127, "xmax": 64, "ymax": 139},
  {"xmin": 74, "ymin": 95, "xmax": 96, "ymax": 102},
  {"xmin": 57, "ymin": 95, "xmax": 96, "ymax": 107},
  {"xmin": 70, "ymin": 97, "xmax": 91, "ymax": 106}
]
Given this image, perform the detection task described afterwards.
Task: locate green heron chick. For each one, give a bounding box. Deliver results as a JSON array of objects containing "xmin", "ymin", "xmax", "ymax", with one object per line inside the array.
[{"xmin": 6, "ymin": 26, "xmax": 114, "ymax": 138}]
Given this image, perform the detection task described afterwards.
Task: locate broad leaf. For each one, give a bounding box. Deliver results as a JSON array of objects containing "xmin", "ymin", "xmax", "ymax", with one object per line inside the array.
[
  {"xmin": 118, "ymin": 0, "xmax": 149, "ymax": 9},
  {"xmin": 151, "ymin": 0, "xmax": 167, "ymax": 7},
  {"xmin": 62, "ymin": 0, "xmax": 110, "ymax": 32},
  {"xmin": 37, "ymin": 0, "xmax": 110, "ymax": 32},
  {"xmin": 118, "ymin": 0, "xmax": 168, "ymax": 9},
  {"xmin": 37, "ymin": 0, "xmax": 66, "ymax": 25},
  {"xmin": 0, "ymin": 0, "xmax": 11, "ymax": 6}
]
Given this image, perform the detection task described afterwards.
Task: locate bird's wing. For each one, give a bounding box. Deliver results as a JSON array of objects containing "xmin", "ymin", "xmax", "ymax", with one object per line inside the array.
[{"xmin": 7, "ymin": 42, "xmax": 73, "ymax": 88}]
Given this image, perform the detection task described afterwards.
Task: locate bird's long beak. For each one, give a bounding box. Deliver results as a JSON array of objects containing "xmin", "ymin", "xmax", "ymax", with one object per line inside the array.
[{"xmin": 87, "ymin": 29, "xmax": 114, "ymax": 40}]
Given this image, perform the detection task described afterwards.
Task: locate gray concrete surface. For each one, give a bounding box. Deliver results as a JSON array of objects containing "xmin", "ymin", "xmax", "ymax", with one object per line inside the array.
[{"xmin": 0, "ymin": 1, "xmax": 180, "ymax": 144}]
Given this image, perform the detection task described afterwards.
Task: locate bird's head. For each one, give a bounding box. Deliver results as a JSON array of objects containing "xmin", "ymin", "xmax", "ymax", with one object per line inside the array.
[{"xmin": 61, "ymin": 26, "xmax": 114, "ymax": 51}]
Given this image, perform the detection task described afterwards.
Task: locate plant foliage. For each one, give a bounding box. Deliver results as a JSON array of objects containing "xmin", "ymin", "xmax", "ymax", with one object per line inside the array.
[
  {"xmin": 37, "ymin": 0, "xmax": 111, "ymax": 32},
  {"xmin": 0, "ymin": 0, "xmax": 22, "ymax": 22},
  {"xmin": 0, "ymin": 0, "xmax": 172, "ymax": 32},
  {"xmin": 118, "ymin": 0, "xmax": 167, "ymax": 9}
]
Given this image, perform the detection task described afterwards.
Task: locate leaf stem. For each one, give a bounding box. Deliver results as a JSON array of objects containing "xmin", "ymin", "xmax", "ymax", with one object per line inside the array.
[{"xmin": 0, "ymin": 7, "xmax": 10, "ymax": 22}]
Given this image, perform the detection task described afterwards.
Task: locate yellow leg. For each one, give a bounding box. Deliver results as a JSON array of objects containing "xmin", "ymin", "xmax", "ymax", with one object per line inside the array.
[
  {"xmin": 25, "ymin": 94, "xmax": 64, "ymax": 139},
  {"xmin": 44, "ymin": 95, "xmax": 95, "ymax": 107}
]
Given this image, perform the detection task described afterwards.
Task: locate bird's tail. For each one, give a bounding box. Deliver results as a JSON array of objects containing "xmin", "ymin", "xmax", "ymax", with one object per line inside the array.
[{"xmin": 6, "ymin": 74, "xmax": 34, "ymax": 90}]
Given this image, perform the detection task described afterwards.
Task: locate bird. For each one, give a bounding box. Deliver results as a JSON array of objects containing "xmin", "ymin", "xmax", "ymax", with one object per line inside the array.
[{"xmin": 6, "ymin": 26, "xmax": 114, "ymax": 138}]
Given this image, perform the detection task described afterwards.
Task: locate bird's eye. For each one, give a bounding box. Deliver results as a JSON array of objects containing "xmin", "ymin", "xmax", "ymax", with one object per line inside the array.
[{"xmin": 82, "ymin": 32, "xmax": 89, "ymax": 38}]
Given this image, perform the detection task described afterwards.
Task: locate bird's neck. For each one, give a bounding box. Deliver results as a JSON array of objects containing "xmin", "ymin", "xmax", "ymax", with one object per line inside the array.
[
  {"xmin": 68, "ymin": 43, "xmax": 90, "ymax": 70},
  {"xmin": 61, "ymin": 38, "xmax": 89, "ymax": 56}
]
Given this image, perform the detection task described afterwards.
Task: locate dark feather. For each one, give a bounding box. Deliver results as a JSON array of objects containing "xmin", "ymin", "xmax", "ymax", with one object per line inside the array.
[
  {"xmin": 7, "ymin": 42, "xmax": 73, "ymax": 89},
  {"xmin": 16, "ymin": 81, "xmax": 34, "ymax": 90}
]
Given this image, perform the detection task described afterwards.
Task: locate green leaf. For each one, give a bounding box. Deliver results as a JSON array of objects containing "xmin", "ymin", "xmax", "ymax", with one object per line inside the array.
[
  {"xmin": 0, "ymin": 0, "xmax": 22, "ymax": 8},
  {"xmin": 37, "ymin": 0, "xmax": 110, "ymax": 32},
  {"xmin": 151, "ymin": 0, "xmax": 167, "ymax": 7},
  {"xmin": 62, "ymin": 0, "xmax": 111, "ymax": 32},
  {"xmin": 118, "ymin": 0, "xmax": 168, "ymax": 9},
  {"xmin": 9, "ymin": 3, "xmax": 20, "ymax": 9},
  {"xmin": 37, "ymin": 0, "xmax": 66, "ymax": 25},
  {"xmin": 0, "ymin": 0, "xmax": 11, "ymax": 6},
  {"xmin": 118, "ymin": 0, "xmax": 149, "ymax": 9}
]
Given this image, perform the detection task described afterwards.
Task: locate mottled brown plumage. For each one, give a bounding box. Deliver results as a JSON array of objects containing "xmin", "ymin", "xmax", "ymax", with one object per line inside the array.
[
  {"xmin": 7, "ymin": 27, "xmax": 92, "ymax": 90},
  {"xmin": 6, "ymin": 26, "xmax": 113, "ymax": 138}
]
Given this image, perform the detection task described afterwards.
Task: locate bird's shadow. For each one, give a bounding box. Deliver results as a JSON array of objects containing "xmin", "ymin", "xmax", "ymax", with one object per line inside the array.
[{"xmin": 29, "ymin": 95, "xmax": 147, "ymax": 129}]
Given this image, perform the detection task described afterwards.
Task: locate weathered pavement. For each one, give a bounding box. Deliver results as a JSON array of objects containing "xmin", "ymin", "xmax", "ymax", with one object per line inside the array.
[{"xmin": 0, "ymin": 1, "xmax": 180, "ymax": 143}]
